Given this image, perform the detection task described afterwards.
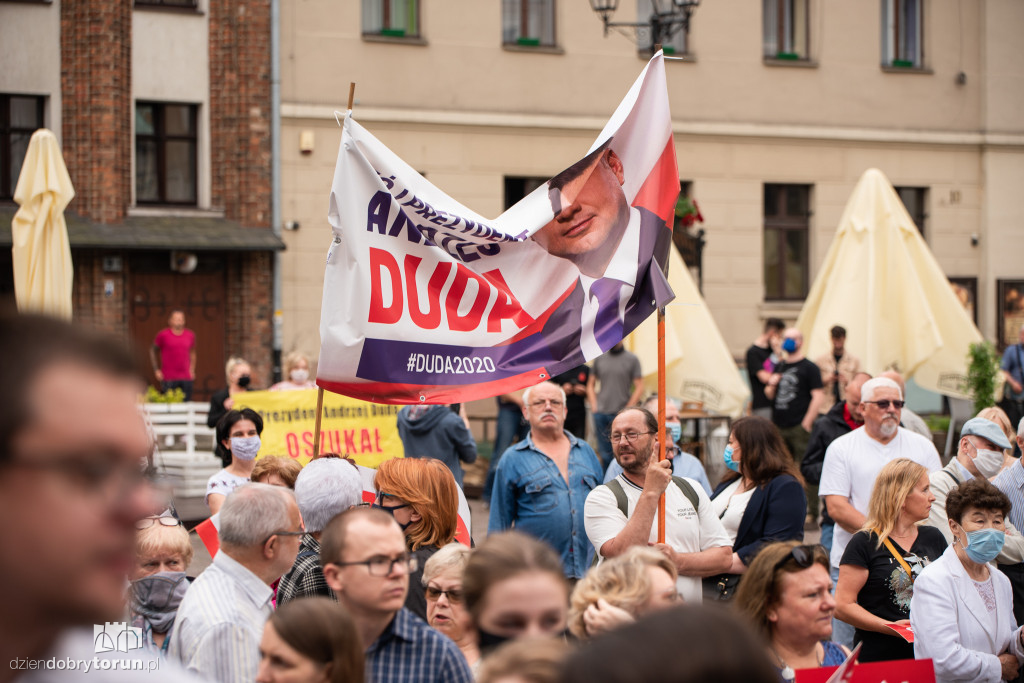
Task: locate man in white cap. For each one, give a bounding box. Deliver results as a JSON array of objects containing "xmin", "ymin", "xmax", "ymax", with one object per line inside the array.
[{"xmin": 925, "ymin": 417, "xmax": 1019, "ymax": 544}]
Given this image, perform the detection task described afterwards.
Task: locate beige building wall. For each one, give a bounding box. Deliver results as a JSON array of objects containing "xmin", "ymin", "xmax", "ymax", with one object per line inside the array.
[{"xmin": 279, "ymin": 0, "xmax": 1024, "ymax": 367}]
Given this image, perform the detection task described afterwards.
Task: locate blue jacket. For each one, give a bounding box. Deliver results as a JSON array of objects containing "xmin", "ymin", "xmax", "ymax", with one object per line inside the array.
[
  {"xmin": 711, "ymin": 473, "xmax": 806, "ymax": 566},
  {"xmin": 396, "ymin": 406, "xmax": 477, "ymax": 487}
]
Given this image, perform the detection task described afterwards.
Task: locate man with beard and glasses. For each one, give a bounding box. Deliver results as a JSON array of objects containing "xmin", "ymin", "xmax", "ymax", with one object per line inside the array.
[
  {"xmin": 488, "ymin": 381, "xmax": 603, "ymax": 582},
  {"xmin": 818, "ymin": 377, "xmax": 941, "ymax": 646},
  {"xmin": 584, "ymin": 407, "xmax": 731, "ymax": 604}
]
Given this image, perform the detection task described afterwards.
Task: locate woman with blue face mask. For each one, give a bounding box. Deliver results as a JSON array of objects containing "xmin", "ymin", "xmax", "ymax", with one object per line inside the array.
[
  {"xmin": 703, "ymin": 416, "xmax": 807, "ymax": 601},
  {"xmin": 911, "ymin": 478, "xmax": 1024, "ymax": 682},
  {"xmin": 206, "ymin": 408, "xmax": 264, "ymax": 515}
]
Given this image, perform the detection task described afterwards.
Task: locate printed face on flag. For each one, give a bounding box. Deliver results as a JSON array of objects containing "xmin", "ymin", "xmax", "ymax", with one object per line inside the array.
[
  {"xmin": 533, "ymin": 146, "xmax": 629, "ymax": 279},
  {"xmin": 317, "ymin": 53, "xmax": 679, "ymax": 404}
]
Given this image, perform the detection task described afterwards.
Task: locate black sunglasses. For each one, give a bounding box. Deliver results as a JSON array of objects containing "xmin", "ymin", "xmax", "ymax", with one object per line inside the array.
[
  {"xmin": 864, "ymin": 399, "xmax": 905, "ymax": 410},
  {"xmin": 772, "ymin": 545, "xmax": 822, "ymax": 574}
]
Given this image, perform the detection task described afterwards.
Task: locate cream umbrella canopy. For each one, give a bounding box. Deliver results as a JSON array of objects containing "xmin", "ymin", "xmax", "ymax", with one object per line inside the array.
[
  {"xmin": 796, "ymin": 168, "xmax": 980, "ymax": 399},
  {"xmin": 11, "ymin": 128, "xmax": 75, "ymax": 320},
  {"xmin": 623, "ymin": 243, "xmax": 750, "ymax": 417}
]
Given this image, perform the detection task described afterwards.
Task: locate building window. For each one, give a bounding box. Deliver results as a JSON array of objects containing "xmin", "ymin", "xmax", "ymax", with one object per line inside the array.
[
  {"xmin": 636, "ymin": 0, "xmax": 688, "ymax": 55},
  {"xmin": 1, "ymin": 94, "xmax": 45, "ymax": 201},
  {"xmin": 362, "ymin": 0, "xmax": 420, "ymax": 38},
  {"xmin": 894, "ymin": 186, "xmax": 927, "ymax": 235},
  {"xmin": 502, "ymin": 0, "xmax": 556, "ymax": 47},
  {"xmin": 882, "ymin": 0, "xmax": 922, "ymax": 68},
  {"xmin": 763, "ymin": 184, "xmax": 811, "ymax": 301},
  {"xmin": 504, "ymin": 176, "xmax": 548, "ymax": 209},
  {"xmin": 763, "ymin": 0, "xmax": 808, "ymax": 60},
  {"xmin": 135, "ymin": 102, "xmax": 197, "ymax": 206}
]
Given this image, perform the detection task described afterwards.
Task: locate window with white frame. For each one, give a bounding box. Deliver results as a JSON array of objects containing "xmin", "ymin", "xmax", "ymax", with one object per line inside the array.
[
  {"xmin": 502, "ymin": 0, "xmax": 556, "ymax": 47},
  {"xmin": 1, "ymin": 94, "xmax": 45, "ymax": 201},
  {"xmin": 882, "ymin": 0, "xmax": 922, "ymax": 68},
  {"xmin": 135, "ymin": 102, "xmax": 198, "ymax": 205},
  {"xmin": 362, "ymin": 0, "xmax": 420, "ymax": 38},
  {"xmin": 763, "ymin": 0, "xmax": 808, "ymax": 60}
]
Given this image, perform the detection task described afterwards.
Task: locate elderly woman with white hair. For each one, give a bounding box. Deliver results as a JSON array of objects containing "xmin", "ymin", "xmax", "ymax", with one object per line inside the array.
[
  {"xmin": 129, "ymin": 515, "xmax": 194, "ymax": 656},
  {"xmin": 276, "ymin": 456, "xmax": 364, "ymax": 605},
  {"xmin": 422, "ymin": 543, "xmax": 480, "ymax": 671}
]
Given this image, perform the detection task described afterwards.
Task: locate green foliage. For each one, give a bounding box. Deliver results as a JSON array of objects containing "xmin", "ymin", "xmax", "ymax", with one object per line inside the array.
[
  {"xmin": 924, "ymin": 414, "xmax": 951, "ymax": 433},
  {"xmin": 145, "ymin": 386, "xmax": 186, "ymax": 404},
  {"xmin": 966, "ymin": 341, "xmax": 1001, "ymax": 412}
]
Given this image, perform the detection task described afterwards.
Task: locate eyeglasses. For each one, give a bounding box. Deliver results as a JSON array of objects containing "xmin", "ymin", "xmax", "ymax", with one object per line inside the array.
[
  {"xmin": 609, "ymin": 431, "xmax": 654, "ymax": 444},
  {"xmin": 771, "ymin": 545, "xmax": 822, "ymax": 574},
  {"xmin": 425, "ymin": 585, "xmax": 464, "ymax": 603},
  {"xmin": 135, "ymin": 516, "xmax": 182, "ymax": 530},
  {"xmin": 528, "ymin": 399, "xmax": 564, "ymax": 409},
  {"xmin": 334, "ymin": 553, "xmax": 418, "ymax": 577},
  {"xmin": 262, "ymin": 526, "xmax": 306, "ymax": 544},
  {"xmin": 864, "ymin": 400, "xmax": 905, "ymax": 410},
  {"xmin": 374, "ymin": 492, "xmax": 411, "ymax": 516},
  {"xmin": 6, "ymin": 453, "xmax": 150, "ymax": 501}
]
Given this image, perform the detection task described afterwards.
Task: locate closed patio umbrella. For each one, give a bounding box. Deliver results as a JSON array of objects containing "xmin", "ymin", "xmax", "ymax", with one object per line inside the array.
[
  {"xmin": 796, "ymin": 168, "xmax": 981, "ymax": 399},
  {"xmin": 11, "ymin": 128, "xmax": 75, "ymax": 320}
]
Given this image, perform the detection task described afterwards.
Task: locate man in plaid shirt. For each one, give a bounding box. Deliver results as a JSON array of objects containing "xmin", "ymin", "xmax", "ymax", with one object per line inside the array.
[{"xmin": 277, "ymin": 456, "xmax": 362, "ymax": 605}]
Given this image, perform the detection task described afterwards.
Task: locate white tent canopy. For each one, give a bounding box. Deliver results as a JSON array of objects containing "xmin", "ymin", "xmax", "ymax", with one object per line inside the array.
[
  {"xmin": 796, "ymin": 168, "xmax": 982, "ymax": 400},
  {"xmin": 624, "ymin": 244, "xmax": 750, "ymax": 417}
]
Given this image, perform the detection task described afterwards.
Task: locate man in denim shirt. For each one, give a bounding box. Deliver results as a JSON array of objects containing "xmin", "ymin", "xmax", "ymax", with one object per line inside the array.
[{"xmin": 488, "ymin": 380, "xmax": 604, "ymax": 580}]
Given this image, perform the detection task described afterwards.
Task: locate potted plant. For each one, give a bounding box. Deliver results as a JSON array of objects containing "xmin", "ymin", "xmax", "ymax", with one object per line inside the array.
[{"xmin": 966, "ymin": 341, "xmax": 1001, "ymax": 412}]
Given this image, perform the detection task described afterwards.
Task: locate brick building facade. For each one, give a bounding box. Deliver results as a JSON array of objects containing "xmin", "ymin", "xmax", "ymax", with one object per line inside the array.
[{"xmin": 2, "ymin": 0, "xmax": 283, "ymax": 400}]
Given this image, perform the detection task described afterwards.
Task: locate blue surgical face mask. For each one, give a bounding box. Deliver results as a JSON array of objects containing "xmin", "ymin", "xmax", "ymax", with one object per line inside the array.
[
  {"xmin": 960, "ymin": 527, "xmax": 1005, "ymax": 564},
  {"xmin": 667, "ymin": 422, "xmax": 682, "ymax": 444},
  {"xmin": 782, "ymin": 338, "xmax": 798, "ymax": 353},
  {"xmin": 230, "ymin": 436, "xmax": 261, "ymax": 461},
  {"xmin": 723, "ymin": 445, "xmax": 740, "ymax": 473}
]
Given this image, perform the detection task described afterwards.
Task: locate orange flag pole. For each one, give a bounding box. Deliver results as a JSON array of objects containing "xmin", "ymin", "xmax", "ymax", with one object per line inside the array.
[
  {"xmin": 313, "ymin": 82, "xmax": 357, "ymax": 461},
  {"xmin": 657, "ymin": 306, "xmax": 667, "ymax": 544}
]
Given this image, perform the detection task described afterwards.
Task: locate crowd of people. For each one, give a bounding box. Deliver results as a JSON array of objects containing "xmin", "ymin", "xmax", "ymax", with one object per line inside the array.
[{"xmin": 9, "ymin": 311, "xmax": 1024, "ymax": 683}]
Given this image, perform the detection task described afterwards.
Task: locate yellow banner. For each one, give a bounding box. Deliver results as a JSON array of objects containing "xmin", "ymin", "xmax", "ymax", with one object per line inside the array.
[{"xmin": 235, "ymin": 389, "xmax": 403, "ymax": 468}]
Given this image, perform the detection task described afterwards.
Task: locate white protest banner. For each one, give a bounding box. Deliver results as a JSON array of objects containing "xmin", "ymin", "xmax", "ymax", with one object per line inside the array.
[{"xmin": 318, "ymin": 53, "xmax": 678, "ymax": 403}]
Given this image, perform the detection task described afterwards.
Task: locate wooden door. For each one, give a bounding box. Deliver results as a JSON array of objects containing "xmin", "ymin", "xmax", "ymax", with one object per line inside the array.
[{"xmin": 129, "ymin": 254, "xmax": 226, "ymax": 402}]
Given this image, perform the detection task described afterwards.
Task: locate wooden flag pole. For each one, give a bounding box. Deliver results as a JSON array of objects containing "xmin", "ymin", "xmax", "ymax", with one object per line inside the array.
[
  {"xmin": 657, "ymin": 306, "xmax": 667, "ymax": 544},
  {"xmin": 312, "ymin": 387, "xmax": 325, "ymax": 458},
  {"xmin": 313, "ymin": 82, "xmax": 357, "ymax": 460}
]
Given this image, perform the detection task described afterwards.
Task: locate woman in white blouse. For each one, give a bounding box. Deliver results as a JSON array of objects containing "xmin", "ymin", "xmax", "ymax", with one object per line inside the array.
[
  {"xmin": 911, "ymin": 478, "xmax": 1024, "ymax": 682},
  {"xmin": 704, "ymin": 416, "xmax": 807, "ymax": 601}
]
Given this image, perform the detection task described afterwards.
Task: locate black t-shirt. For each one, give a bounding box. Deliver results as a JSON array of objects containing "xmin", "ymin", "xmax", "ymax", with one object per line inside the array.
[
  {"xmin": 746, "ymin": 344, "xmax": 773, "ymax": 410},
  {"xmin": 551, "ymin": 365, "xmax": 590, "ymax": 416},
  {"xmin": 840, "ymin": 527, "xmax": 948, "ymax": 662},
  {"xmin": 771, "ymin": 358, "xmax": 824, "ymax": 428}
]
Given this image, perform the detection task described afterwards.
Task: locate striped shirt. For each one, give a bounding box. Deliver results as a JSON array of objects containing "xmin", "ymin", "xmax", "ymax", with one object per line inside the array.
[
  {"xmin": 168, "ymin": 551, "xmax": 273, "ymax": 683},
  {"xmin": 367, "ymin": 607, "xmax": 473, "ymax": 683},
  {"xmin": 994, "ymin": 460, "xmax": 1024, "ymax": 532}
]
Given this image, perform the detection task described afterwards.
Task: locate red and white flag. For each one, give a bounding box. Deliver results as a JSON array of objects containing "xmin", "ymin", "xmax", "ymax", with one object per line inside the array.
[{"xmin": 318, "ymin": 53, "xmax": 678, "ymax": 404}]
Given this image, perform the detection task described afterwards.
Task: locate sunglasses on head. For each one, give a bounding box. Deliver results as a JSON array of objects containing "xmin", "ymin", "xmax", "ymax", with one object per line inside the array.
[
  {"xmin": 771, "ymin": 544, "xmax": 823, "ymax": 574},
  {"xmin": 864, "ymin": 399, "xmax": 905, "ymax": 410}
]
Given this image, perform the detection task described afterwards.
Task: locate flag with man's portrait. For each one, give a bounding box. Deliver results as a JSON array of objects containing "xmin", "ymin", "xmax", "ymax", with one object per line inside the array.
[{"xmin": 318, "ymin": 53, "xmax": 678, "ymax": 404}]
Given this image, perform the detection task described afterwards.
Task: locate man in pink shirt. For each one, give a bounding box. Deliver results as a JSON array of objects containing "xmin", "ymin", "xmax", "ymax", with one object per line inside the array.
[{"xmin": 151, "ymin": 309, "xmax": 197, "ymax": 400}]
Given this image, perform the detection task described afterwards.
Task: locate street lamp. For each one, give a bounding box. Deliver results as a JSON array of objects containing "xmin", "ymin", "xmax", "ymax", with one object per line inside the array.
[{"xmin": 589, "ymin": 0, "xmax": 700, "ymax": 54}]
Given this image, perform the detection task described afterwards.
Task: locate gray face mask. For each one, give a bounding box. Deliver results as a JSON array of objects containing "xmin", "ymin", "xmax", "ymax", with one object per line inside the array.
[
  {"xmin": 969, "ymin": 441, "xmax": 1004, "ymax": 479},
  {"xmin": 230, "ymin": 436, "xmax": 261, "ymax": 461}
]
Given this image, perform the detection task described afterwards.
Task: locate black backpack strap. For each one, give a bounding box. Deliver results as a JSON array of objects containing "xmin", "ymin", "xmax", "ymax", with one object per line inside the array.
[
  {"xmin": 672, "ymin": 476, "xmax": 701, "ymax": 513},
  {"xmin": 605, "ymin": 478, "xmax": 630, "ymax": 518},
  {"xmin": 942, "ymin": 469, "xmax": 961, "ymax": 487}
]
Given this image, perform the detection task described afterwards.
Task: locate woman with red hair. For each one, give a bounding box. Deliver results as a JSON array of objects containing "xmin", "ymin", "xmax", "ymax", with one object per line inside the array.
[{"xmin": 374, "ymin": 457, "xmax": 460, "ymax": 620}]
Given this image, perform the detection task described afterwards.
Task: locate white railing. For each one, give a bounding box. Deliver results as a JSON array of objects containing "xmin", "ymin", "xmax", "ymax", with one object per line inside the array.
[{"xmin": 142, "ymin": 402, "xmax": 222, "ymax": 500}]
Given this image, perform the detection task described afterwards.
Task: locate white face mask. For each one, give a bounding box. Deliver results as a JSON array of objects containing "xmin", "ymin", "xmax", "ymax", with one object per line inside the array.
[
  {"xmin": 290, "ymin": 369, "xmax": 310, "ymax": 384},
  {"xmin": 969, "ymin": 441, "xmax": 1004, "ymax": 479}
]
